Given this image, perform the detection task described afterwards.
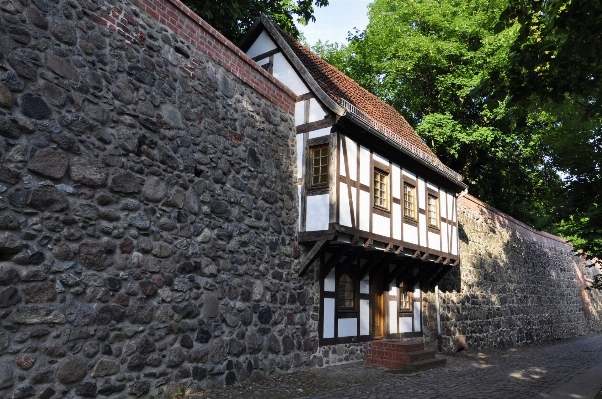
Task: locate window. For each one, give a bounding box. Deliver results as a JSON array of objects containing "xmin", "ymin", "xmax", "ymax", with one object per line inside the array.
[
  {"xmin": 339, "ymin": 273, "xmax": 355, "ymax": 310},
  {"xmin": 403, "ymin": 183, "xmax": 416, "ymax": 219},
  {"xmin": 399, "ymin": 281, "xmax": 412, "ymax": 312},
  {"xmin": 310, "ymin": 146, "xmax": 329, "ymax": 186},
  {"xmin": 428, "ymin": 194, "xmax": 439, "ymax": 228},
  {"xmin": 373, "ymin": 169, "xmax": 389, "ymax": 210}
]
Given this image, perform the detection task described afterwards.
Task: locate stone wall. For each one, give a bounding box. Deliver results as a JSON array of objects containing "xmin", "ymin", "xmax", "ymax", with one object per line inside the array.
[
  {"xmin": 0, "ymin": 0, "xmax": 323, "ymax": 397},
  {"xmin": 422, "ymin": 194, "xmax": 602, "ymax": 353}
]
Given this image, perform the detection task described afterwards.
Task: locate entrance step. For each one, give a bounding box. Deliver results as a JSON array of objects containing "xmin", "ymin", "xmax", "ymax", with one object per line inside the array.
[{"xmin": 365, "ymin": 340, "xmax": 446, "ymax": 372}]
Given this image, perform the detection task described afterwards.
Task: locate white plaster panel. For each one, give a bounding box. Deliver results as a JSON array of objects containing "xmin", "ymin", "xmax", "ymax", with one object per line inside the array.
[
  {"xmin": 359, "ymin": 190, "xmax": 370, "ymax": 231},
  {"xmin": 306, "ymin": 194, "xmax": 329, "ymax": 231},
  {"xmin": 360, "ymin": 300, "xmax": 370, "ymax": 335},
  {"xmin": 360, "ymin": 274, "xmax": 369, "ymax": 294},
  {"xmin": 392, "ymin": 164, "xmax": 400, "ymax": 199},
  {"xmin": 403, "ymin": 223, "xmax": 418, "ymax": 245},
  {"xmin": 419, "ymin": 214, "xmax": 427, "ymax": 247},
  {"xmin": 339, "ymin": 139, "xmax": 345, "ymax": 177},
  {"xmin": 308, "ymin": 98, "xmax": 326, "ymax": 123},
  {"xmin": 372, "ymin": 152, "xmax": 388, "ymax": 166},
  {"xmin": 323, "ymin": 298, "xmax": 335, "ymax": 338},
  {"xmin": 413, "ymin": 302, "xmax": 421, "ymax": 332},
  {"xmin": 426, "ymin": 182, "xmax": 438, "ymax": 192},
  {"xmin": 373, "ymin": 213, "xmax": 390, "ymax": 237},
  {"xmin": 389, "ymin": 302, "xmax": 398, "ymax": 333},
  {"xmin": 428, "ymin": 231, "xmax": 440, "ymax": 252},
  {"xmin": 414, "ymin": 282, "xmax": 420, "ymax": 296},
  {"xmin": 452, "ymin": 226, "xmax": 458, "ymax": 255},
  {"xmin": 308, "ymin": 127, "xmax": 330, "ymax": 139},
  {"xmin": 447, "ymin": 192, "xmax": 455, "ymax": 222},
  {"xmin": 338, "ymin": 318, "xmax": 358, "ymax": 337},
  {"xmin": 441, "ymin": 221, "xmax": 449, "ymax": 253},
  {"xmin": 418, "ymin": 178, "xmax": 426, "ymax": 209},
  {"xmin": 324, "ymin": 267, "xmax": 336, "ymax": 292},
  {"xmin": 346, "ymin": 137, "xmax": 358, "ymax": 179},
  {"xmin": 297, "ymin": 185, "xmax": 302, "ymax": 230},
  {"xmin": 296, "ymin": 135, "xmax": 303, "ymax": 179},
  {"xmin": 439, "ymin": 189, "xmax": 447, "ymax": 219},
  {"xmin": 402, "ymin": 169, "xmax": 416, "ymax": 180},
  {"xmin": 399, "ymin": 316, "xmax": 413, "ymax": 333},
  {"xmin": 393, "ymin": 203, "xmax": 402, "ymax": 240},
  {"xmin": 359, "ymin": 146, "xmax": 371, "ymax": 185},
  {"xmin": 295, "ymin": 102, "xmax": 305, "ymax": 125},
  {"xmin": 272, "ymin": 53, "xmax": 309, "ymax": 95},
  {"xmin": 246, "ymin": 30, "xmax": 277, "ymax": 59},
  {"xmin": 339, "ymin": 182, "xmax": 353, "ymax": 227}
]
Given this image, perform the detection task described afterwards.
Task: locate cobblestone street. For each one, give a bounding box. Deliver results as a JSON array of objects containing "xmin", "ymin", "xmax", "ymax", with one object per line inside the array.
[{"xmin": 197, "ymin": 334, "xmax": 602, "ymax": 399}]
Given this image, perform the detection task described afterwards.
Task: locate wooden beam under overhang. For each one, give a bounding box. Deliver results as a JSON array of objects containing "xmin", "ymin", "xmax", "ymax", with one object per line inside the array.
[
  {"xmin": 357, "ymin": 251, "xmax": 385, "ymax": 280},
  {"xmin": 426, "ymin": 265, "xmax": 453, "ymax": 287},
  {"xmin": 409, "ymin": 263, "xmax": 436, "ymax": 287},
  {"xmin": 320, "ymin": 245, "xmax": 349, "ymax": 279},
  {"xmin": 419, "ymin": 264, "xmax": 445, "ymax": 289},
  {"xmin": 298, "ymin": 238, "xmax": 331, "ymax": 277},
  {"xmin": 384, "ymin": 261, "xmax": 413, "ymax": 289},
  {"xmin": 335, "ymin": 248, "xmax": 363, "ymax": 279}
]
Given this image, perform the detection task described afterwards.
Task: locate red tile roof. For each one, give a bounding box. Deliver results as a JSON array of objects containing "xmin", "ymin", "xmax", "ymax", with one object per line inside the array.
[{"xmin": 276, "ymin": 27, "xmax": 438, "ymax": 158}]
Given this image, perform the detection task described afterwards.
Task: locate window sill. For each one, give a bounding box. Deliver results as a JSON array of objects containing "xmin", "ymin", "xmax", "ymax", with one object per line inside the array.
[{"xmin": 373, "ymin": 206, "xmax": 390, "ymax": 217}]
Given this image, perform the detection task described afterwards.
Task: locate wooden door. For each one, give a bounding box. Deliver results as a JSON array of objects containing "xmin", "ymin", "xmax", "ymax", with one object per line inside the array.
[{"xmin": 370, "ymin": 271, "xmax": 384, "ymax": 338}]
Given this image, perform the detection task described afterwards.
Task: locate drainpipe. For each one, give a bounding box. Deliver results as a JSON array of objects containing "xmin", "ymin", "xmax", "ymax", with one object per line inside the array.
[{"xmin": 435, "ymin": 285, "xmax": 442, "ymax": 352}]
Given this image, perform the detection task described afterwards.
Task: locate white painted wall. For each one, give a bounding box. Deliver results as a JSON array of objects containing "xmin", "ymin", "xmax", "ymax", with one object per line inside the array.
[
  {"xmin": 324, "ymin": 298, "xmax": 335, "ymax": 338},
  {"xmin": 359, "ymin": 190, "xmax": 370, "ymax": 231},
  {"xmin": 413, "ymin": 302, "xmax": 421, "ymax": 332},
  {"xmin": 419, "ymin": 213, "xmax": 427, "ymax": 247},
  {"xmin": 403, "ymin": 223, "xmax": 418, "ymax": 245},
  {"xmin": 308, "ymin": 98, "xmax": 326, "ymax": 122},
  {"xmin": 324, "ymin": 268, "xmax": 336, "ymax": 292},
  {"xmin": 413, "ymin": 283, "xmax": 421, "ymax": 332},
  {"xmin": 306, "ymin": 194, "xmax": 329, "ymax": 231},
  {"xmin": 359, "ymin": 146, "xmax": 371, "ymax": 185},
  {"xmin": 246, "ymin": 30, "xmax": 277, "ymax": 59},
  {"xmin": 296, "ymin": 135, "xmax": 303, "ymax": 179},
  {"xmin": 399, "ymin": 316, "xmax": 413, "ymax": 333},
  {"xmin": 295, "ymin": 102, "xmax": 305, "ymax": 125},
  {"xmin": 373, "ymin": 152, "xmax": 388, "ymax": 166},
  {"xmin": 428, "ymin": 231, "xmax": 440, "ymax": 252},
  {"xmin": 393, "ymin": 203, "xmax": 402, "ymax": 240},
  {"xmin": 402, "ymin": 169, "xmax": 416, "ymax": 180},
  {"xmin": 360, "ymin": 300, "xmax": 370, "ymax": 335},
  {"xmin": 338, "ymin": 318, "xmax": 358, "ymax": 337},
  {"xmin": 392, "ymin": 164, "xmax": 400, "ymax": 199},
  {"xmin": 441, "ymin": 221, "xmax": 449, "ymax": 253},
  {"xmin": 360, "ymin": 274, "xmax": 369, "ymax": 294},
  {"xmin": 297, "ymin": 185, "xmax": 302, "ymax": 230},
  {"xmin": 272, "ymin": 53, "xmax": 309, "ymax": 95},
  {"xmin": 346, "ymin": 137, "xmax": 358, "ymax": 178},
  {"xmin": 373, "ymin": 213, "xmax": 390, "ymax": 237},
  {"xmin": 339, "ymin": 182, "xmax": 356, "ymax": 227},
  {"xmin": 440, "ymin": 189, "xmax": 447, "ymax": 219},
  {"xmin": 389, "ymin": 302, "xmax": 398, "ymax": 334},
  {"xmin": 418, "ymin": 178, "xmax": 426, "ymax": 210}
]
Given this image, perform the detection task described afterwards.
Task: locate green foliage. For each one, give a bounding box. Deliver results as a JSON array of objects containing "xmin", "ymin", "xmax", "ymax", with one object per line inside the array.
[
  {"xmin": 183, "ymin": 0, "xmax": 329, "ymax": 43},
  {"xmin": 313, "ymin": 0, "xmax": 601, "ymax": 261},
  {"xmin": 315, "ymin": 0, "xmax": 564, "ymax": 229},
  {"xmin": 497, "ymin": 0, "xmax": 602, "ymax": 117}
]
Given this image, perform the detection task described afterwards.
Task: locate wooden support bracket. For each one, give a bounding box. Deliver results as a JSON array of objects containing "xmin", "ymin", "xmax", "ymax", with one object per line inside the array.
[{"xmin": 297, "ymin": 238, "xmax": 330, "ymax": 277}]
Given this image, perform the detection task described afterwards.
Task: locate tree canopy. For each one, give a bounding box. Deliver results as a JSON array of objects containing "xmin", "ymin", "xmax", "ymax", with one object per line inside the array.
[
  {"xmin": 313, "ymin": 0, "xmax": 602, "ymax": 264},
  {"xmin": 183, "ymin": 0, "xmax": 328, "ymax": 43}
]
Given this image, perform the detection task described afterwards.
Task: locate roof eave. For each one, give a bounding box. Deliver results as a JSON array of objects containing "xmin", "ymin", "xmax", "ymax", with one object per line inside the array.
[{"xmin": 342, "ymin": 112, "xmax": 468, "ymax": 191}]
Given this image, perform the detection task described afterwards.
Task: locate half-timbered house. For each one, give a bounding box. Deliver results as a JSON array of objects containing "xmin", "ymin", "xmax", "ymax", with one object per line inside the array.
[{"xmin": 239, "ymin": 15, "xmax": 467, "ymax": 346}]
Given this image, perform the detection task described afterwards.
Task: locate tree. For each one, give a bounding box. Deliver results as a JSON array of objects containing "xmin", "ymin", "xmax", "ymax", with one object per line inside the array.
[
  {"xmin": 183, "ymin": 0, "xmax": 329, "ymax": 42},
  {"xmin": 314, "ymin": 0, "xmax": 564, "ymax": 229},
  {"xmin": 497, "ymin": 0, "xmax": 602, "ymax": 117}
]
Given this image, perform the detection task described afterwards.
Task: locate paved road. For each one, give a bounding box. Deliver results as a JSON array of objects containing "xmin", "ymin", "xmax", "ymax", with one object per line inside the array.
[{"xmin": 196, "ymin": 334, "xmax": 602, "ymax": 399}]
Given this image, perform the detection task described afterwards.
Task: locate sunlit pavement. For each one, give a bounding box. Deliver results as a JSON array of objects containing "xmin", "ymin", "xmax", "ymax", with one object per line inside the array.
[{"xmin": 197, "ymin": 334, "xmax": 602, "ymax": 399}]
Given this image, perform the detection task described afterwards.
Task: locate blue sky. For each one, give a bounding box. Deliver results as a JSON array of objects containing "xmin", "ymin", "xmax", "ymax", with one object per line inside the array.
[{"xmin": 296, "ymin": 0, "xmax": 372, "ymax": 45}]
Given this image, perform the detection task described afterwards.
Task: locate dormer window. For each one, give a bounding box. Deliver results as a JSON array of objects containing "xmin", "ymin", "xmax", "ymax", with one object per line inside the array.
[{"xmin": 310, "ymin": 145, "xmax": 329, "ymax": 187}]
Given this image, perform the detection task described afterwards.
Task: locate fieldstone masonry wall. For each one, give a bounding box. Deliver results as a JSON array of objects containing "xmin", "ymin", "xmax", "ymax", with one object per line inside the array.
[
  {"xmin": 0, "ymin": 0, "xmax": 322, "ymax": 397},
  {"xmin": 423, "ymin": 195, "xmax": 602, "ymax": 353}
]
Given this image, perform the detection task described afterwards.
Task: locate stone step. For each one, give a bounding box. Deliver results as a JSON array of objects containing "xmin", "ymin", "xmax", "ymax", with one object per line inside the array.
[
  {"xmin": 366, "ymin": 348, "xmax": 438, "ymax": 363},
  {"xmin": 370, "ymin": 340, "xmax": 425, "ymax": 353}
]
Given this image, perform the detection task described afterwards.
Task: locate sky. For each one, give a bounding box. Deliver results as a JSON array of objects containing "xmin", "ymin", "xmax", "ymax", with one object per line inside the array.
[{"xmin": 296, "ymin": 0, "xmax": 372, "ymax": 46}]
